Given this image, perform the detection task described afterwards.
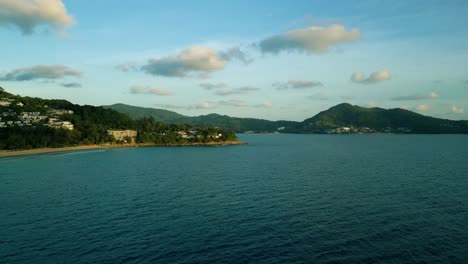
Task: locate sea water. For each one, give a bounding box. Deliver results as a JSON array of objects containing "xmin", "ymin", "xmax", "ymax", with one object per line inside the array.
[{"xmin": 1, "ymin": 134, "xmax": 467, "ymax": 263}]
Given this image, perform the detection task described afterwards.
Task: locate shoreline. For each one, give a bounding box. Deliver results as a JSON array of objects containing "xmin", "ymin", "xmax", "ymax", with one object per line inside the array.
[{"xmin": 0, "ymin": 141, "xmax": 247, "ymax": 158}]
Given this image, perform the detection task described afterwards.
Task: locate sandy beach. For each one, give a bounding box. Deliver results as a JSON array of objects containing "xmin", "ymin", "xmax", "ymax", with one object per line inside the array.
[{"xmin": 0, "ymin": 141, "xmax": 247, "ymax": 158}]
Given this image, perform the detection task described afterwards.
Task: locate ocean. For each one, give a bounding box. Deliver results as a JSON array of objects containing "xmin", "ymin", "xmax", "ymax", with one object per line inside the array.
[{"xmin": 1, "ymin": 134, "xmax": 467, "ymax": 263}]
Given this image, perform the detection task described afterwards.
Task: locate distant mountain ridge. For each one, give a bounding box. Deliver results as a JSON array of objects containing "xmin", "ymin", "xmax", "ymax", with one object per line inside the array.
[
  {"xmin": 104, "ymin": 103, "xmax": 297, "ymax": 132},
  {"xmin": 104, "ymin": 103, "xmax": 468, "ymax": 134}
]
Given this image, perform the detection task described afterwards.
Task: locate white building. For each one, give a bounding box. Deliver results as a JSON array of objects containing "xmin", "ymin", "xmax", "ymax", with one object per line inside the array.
[
  {"xmin": 49, "ymin": 109, "xmax": 74, "ymax": 116},
  {"xmin": 47, "ymin": 119, "xmax": 74, "ymax": 130},
  {"xmin": 0, "ymin": 100, "xmax": 11, "ymax": 107}
]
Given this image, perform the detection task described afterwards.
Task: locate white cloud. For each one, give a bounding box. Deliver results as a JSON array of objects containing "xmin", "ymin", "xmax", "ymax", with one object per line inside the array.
[
  {"xmin": 141, "ymin": 46, "xmax": 227, "ymax": 77},
  {"xmin": 273, "ymin": 80, "xmax": 323, "ymax": 89},
  {"xmin": 259, "ymin": 24, "xmax": 362, "ymax": 54},
  {"xmin": 0, "ymin": 0, "xmax": 75, "ymax": 34},
  {"xmin": 0, "ymin": 65, "xmax": 81, "ymax": 81},
  {"xmin": 415, "ymin": 104, "xmax": 430, "ymax": 112},
  {"xmin": 451, "ymin": 105, "xmax": 464, "ymax": 114},
  {"xmin": 130, "ymin": 85, "xmax": 173, "ymax": 96},
  {"xmin": 391, "ymin": 91, "xmax": 439, "ymax": 101},
  {"xmin": 199, "ymin": 82, "xmax": 227, "ymax": 90},
  {"xmin": 214, "ymin": 86, "xmax": 259, "ymax": 96},
  {"xmin": 351, "ymin": 70, "xmax": 391, "ymax": 84}
]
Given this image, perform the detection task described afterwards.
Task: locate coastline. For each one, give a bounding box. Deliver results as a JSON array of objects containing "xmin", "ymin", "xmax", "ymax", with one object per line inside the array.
[{"xmin": 0, "ymin": 141, "xmax": 247, "ymax": 158}]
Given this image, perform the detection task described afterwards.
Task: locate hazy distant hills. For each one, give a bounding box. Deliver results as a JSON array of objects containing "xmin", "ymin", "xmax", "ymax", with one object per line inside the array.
[{"xmin": 104, "ymin": 103, "xmax": 468, "ymax": 134}]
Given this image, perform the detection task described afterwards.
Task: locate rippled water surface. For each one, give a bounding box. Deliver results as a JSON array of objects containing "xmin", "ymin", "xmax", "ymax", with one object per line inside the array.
[{"xmin": 1, "ymin": 134, "xmax": 468, "ymax": 263}]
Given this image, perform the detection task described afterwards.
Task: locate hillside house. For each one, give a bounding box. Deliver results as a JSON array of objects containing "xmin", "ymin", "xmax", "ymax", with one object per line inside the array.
[
  {"xmin": 107, "ymin": 130, "xmax": 137, "ymax": 142},
  {"xmin": 0, "ymin": 99, "xmax": 11, "ymax": 106},
  {"xmin": 47, "ymin": 118, "xmax": 74, "ymax": 130},
  {"xmin": 211, "ymin": 133, "xmax": 223, "ymax": 139},
  {"xmin": 49, "ymin": 109, "xmax": 74, "ymax": 116}
]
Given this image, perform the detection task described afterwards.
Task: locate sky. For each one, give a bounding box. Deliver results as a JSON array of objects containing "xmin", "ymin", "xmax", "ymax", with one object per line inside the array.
[{"xmin": 1, "ymin": 0, "xmax": 468, "ymax": 121}]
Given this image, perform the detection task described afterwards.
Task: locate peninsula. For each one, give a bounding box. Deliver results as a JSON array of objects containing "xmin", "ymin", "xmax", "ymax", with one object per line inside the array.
[{"xmin": 0, "ymin": 88, "xmax": 241, "ymax": 154}]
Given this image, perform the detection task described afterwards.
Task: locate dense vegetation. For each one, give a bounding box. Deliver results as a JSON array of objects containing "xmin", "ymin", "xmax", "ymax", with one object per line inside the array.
[
  {"xmin": 0, "ymin": 89, "xmax": 237, "ymax": 150},
  {"xmin": 106, "ymin": 102, "xmax": 468, "ymax": 134}
]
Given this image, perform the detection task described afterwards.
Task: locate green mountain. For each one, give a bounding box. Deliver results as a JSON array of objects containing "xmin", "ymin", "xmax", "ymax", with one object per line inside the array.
[
  {"xmin": 296, "ymin": 103, "xmax": 468, "ymax": 133},
  {"xmin": 105, "ymin": 103, "xmax": 468, "ymax": 134},
  {"xmin": 105, "ymin": 103, "xmax": 189, "ymax": 123},
  {"xmin": 104, "ymin": 103, "xmax": 297, "ymax": 132}
]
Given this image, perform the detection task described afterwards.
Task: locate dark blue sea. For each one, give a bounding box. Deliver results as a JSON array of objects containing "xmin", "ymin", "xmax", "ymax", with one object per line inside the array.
[{"xmin": 1, "ymin": 134, "xmax": 467, "ymax": 264}]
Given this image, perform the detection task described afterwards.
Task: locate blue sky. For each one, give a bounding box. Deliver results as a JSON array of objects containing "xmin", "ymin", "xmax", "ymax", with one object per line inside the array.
[{"xmin": 1, "ymin": 0, "xmax": 467, "ymax": 121}]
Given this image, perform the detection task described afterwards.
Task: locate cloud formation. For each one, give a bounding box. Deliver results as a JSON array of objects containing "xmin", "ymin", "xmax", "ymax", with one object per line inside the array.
[
  {"xmin": 0, "ymin": 0, "xmax": 75, "ymax": 34},
  {"xmin": 0, "ymin": 65, "xmax": 81, "ymax": 81},
  {"xmin": 351, "ymin": 70, "xmax": 391, "ymax": 84},
  {"xmin": 155, "ymin": 101, "xmax": 211, "ymax": 110},
  {"xmin": 391, "ymin": 92, "xmax": 439, "ymax": 101},
  {"xmin": 451, "ymin": 105, "xmax": 464, "ymax": 114},
  {"xmin": 141, "ymin": 46, "xmax": 226, "ymax": 77},
  {"xmin": 219, "ymin": 47, "xmax": 253, "ymax": 64},
  {"xmin": 273, "ymin": 80, "xmax": 323, "ymax": 89},
  {"xmin": 61, "ymin": 82, "xmax": 81, "ymax": 88},
  {"xmin": 130, "ymin": 85, "xmax": 173, "ymax": 96},
  {"xmin": 415, "ymin": 104, "xmax": 430, "ymax": 112},
  {"xmin": 259, "ymin": 24, "xmax": 362, "ymax": 54},
  {"xmin": 199, "ymin": 82, "xmax": 227, "ymax": 90},
  {"xmin": 214, "ymin": 86, "xmax": 259, "ymax": 96}
]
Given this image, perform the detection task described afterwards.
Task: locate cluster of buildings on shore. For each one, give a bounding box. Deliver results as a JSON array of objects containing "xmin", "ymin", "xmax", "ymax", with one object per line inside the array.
[
  {"xmin": 0, "ymin": 111, "xmax": 75, "ymax": 130},
  {"xmin": 106, "ymin": 129, "xmax": 224, "ymax": 143},
  {"xmin": 0, "ymin": 111, "xmax": 44, "ymax": 128},
  {"xmin": 326, "ymin": 126, "xmax": 412, "ymax": 134},
  {"xmin": 0, "ymin": 98, "xmax": 75, "ymax": 130},
  {"xmin": 177, "ymin": 130, "xmax": 223, "ymax": 139}
]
